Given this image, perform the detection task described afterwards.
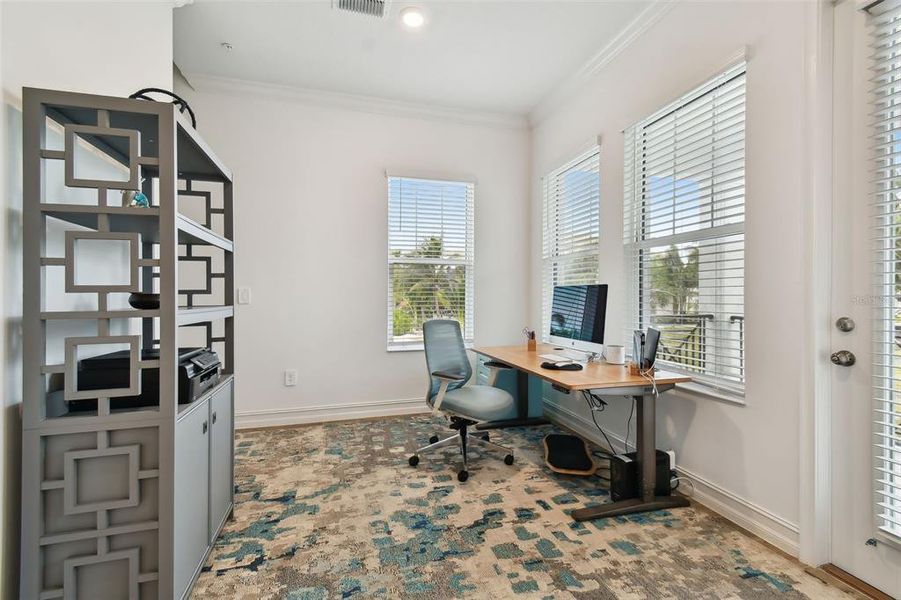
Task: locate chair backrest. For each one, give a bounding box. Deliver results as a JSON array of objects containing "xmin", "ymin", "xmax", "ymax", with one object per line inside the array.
[{"xmin": 423, "ymin": 319, "xmax": 472, "ymax": 403}]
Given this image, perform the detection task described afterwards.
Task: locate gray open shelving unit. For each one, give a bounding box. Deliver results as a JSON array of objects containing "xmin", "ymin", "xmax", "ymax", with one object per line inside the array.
[{"xmin": 21, "ymin": 88, "xmax": 236, "ymax": 599}]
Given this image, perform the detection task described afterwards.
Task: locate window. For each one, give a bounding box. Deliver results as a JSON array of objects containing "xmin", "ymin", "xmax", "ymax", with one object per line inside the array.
[
  {"xmin": 387, "ymin": 175, "xmax": 474, "ymax": 350},
  {"xmin": 541, "ymin": 147, "xmax": 601, "ymax": 340},
  {"xmin": 870, "ymin": 4, "xmax": 901, "ymax": 542},
  {"xmin": 623, "ymin": 61, "xmax": 746, "ymax": 394}
]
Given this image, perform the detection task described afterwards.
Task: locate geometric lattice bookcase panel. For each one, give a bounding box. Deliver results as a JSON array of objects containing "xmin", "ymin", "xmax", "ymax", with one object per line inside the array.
[{"xmin": 23, "ymin": 87, "xmax": 235, "ymax": 600}]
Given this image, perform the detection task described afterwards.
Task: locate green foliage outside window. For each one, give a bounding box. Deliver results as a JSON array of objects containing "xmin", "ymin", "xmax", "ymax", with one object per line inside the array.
[
  {"xmin": 648, "ymin": 244, "xmax": 703, "ymax": 370},
  {"xmin": 392, "ymin": 236, "xmax": 467, "ymax": 338},
  {"xmin": 649, "ymin": 245, "xmax": 699, "ymax": 314}
]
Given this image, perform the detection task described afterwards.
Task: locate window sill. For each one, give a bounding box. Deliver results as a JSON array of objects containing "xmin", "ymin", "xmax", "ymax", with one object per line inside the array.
[
  {"xmin": 671, "ymin": 381, "xmax": 746, "ymax": 406},
  {"xmin": 387, "ymin": 344, "xmax": 424, "ymax": 353},
  {"xmin": 387, "ymin": 342, "xmax": 474, "ymax": 353}
]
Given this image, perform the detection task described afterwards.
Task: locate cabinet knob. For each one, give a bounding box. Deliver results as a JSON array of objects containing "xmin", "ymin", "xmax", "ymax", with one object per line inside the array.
[
  {"xmin": 212, "ymin": 411, "xmax": 218, "ymax": 424},
  {"xmin": 202, "ymin": 420, "xmax": 208, "ymax": 434}
]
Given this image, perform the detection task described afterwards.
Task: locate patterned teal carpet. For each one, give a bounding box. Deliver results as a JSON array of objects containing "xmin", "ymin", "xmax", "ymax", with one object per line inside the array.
[{"xmin": 192, "ymin": 415, "xmax": 850, "ymax": 599}]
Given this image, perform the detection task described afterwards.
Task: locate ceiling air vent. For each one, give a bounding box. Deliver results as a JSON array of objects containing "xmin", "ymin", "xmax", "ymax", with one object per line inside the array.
[{"xmin": 333, "ymin": 0, "xmax": 390, "ymax": 19}]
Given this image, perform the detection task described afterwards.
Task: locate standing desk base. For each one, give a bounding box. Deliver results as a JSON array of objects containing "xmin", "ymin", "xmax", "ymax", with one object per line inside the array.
[
  {"xmin": 570, "ymin": 495, "xmax": 690, "ymax": 522},
  {"xmin": 476, "ymin": 417, "xmax": 550, "ymax": 430},
  {"xmin": 477, "ymin": 366, "xmax": 549, "ymax": 430},
  {"xmin": 571, "ymin": 385, "xmax": 689, "ymax": 522}
]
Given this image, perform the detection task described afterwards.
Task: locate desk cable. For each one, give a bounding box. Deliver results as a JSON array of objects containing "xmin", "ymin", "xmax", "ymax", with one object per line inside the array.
[
  {"xmin": 634, "ymin": 365, "xmax": 691, "ymax": 496},
  {"xmin": 581, "ymin": 390, "xmax": 618, "ymax": 455}
]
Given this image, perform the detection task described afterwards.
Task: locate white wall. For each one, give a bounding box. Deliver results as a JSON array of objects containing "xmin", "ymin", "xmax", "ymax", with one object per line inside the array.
[
  {"xmin": 174, "ymin": 79, "xmax": 531, "ymax": 426},
  {"xmin": 2, "ymin": 2, "xmax": 173, "ymax": 99},
  {"xmin": 1, "ymin": 3, "xmax": 173, "ymax": 596},
  {"xmin": 530, "ymin": 1, "xmax": 809, "ymax": 552}
]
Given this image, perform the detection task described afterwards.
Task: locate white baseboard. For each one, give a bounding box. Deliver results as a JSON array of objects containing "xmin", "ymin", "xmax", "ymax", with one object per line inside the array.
[
  {"xmin": 673, "ymin": 464, "xmax": 800, "ymax": 557},
  {"xmin": 235, "ymin": 397, "xmax": 429, "ymax": 429},
  {"xmin": 542, "ymin": 400, "xmax": 801, "ymax": 557}
]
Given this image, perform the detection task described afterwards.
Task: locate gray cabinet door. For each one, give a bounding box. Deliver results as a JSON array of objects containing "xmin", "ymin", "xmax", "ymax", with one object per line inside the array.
[
  {"xmin": 209, "ymin": 380, "xmax": 233, "ymax": 541},
  {"xmin": 174, "ymin": 400, "xmax": 210, "ymax": 600}
]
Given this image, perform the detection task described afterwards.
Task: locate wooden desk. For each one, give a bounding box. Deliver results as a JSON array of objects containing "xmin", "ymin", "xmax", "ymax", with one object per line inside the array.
[
  {"xmin": 474, "ymin": 343, "xmax": 691, "ymax": 391},
  {"xmin": 472, "ymin": 342, "xmax": 693, "ymax": 522}
]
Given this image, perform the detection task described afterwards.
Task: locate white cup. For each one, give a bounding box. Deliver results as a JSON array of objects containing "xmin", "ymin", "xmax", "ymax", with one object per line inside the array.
[{"xmin": 603, "ymin": 344, "xmax": 626, "ymax": 365}]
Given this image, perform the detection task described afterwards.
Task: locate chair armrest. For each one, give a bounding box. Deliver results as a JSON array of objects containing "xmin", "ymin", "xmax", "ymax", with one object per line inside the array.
[
  {"xmin": 432, "ymin": 369, "xmax": 467, "ymax": 381},
  {"xmin": 430, "ymin": 372, "xmax": 463, "ymax": 415}
]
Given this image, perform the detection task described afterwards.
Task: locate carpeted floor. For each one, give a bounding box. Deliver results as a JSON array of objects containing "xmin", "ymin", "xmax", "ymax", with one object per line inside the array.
[{"xmin": 192, "ymin": 415, "xmax": 852, "ymax": 599}]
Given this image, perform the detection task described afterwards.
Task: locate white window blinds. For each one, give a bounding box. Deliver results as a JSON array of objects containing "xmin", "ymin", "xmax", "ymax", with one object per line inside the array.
[
  {"xmin": 387, "ymin": 175, "xmax": 475, "ymax": 350},
  {"xmin": 624, "ymin": 61, "xmax": 746, "ymax": 394},
  {"xmin": 541, "ymin": 147, "xmax": 601, "ymax": 340},
  {"xmin": 869, "ymin": 1, "xmax": 901, "ymax": 542}
]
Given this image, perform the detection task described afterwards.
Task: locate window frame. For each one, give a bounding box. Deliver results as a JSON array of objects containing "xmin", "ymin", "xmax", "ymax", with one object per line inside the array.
[
  {"xmin": 868, "ymin": 0, "xmax": 901, "ymax": 545},
  {"xmin": 624, "ymin": 61, "xmax": 747, "ymax": 396},
  {"xmin": 540, "ymin": 145, "xmax": 601, "ymax": 341},
  {"xmin": 386, "ymin": 174, "xmax": 475, "ymax": 352}
]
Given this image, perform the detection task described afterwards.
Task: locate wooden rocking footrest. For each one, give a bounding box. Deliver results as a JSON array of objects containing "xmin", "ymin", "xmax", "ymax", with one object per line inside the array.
[{"xmin": 543, "ymin": 434, "xmax": 596, "ymax": 476}]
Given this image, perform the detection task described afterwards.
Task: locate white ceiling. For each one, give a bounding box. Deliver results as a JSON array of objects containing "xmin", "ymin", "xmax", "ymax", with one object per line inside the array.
[{"xmin": 174, "ymin": 1, "xmax": 651, "ymax": 116}]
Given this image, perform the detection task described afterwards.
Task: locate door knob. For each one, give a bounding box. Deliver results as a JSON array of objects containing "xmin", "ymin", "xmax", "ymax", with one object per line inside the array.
[{"xmin": 831, "ymin": 350, "xmax": 856, "ymax": 367}]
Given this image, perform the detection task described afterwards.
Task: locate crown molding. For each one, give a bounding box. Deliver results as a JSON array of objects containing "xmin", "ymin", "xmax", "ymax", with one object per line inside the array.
[
  {"xmin": 184, "ymin": 73, "xmax": 529, "ymax": 131},
  {"xmin": 528, "ymin": 0, "xmax": 677, "ymax": 126}
]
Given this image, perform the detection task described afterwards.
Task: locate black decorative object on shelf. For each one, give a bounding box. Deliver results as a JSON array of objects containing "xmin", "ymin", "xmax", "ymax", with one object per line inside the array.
[
  {"xmin": 128, "ymin": 88, "xmax": 197, "ymax": 128},
  {"xmin": 128, "ymin": 292, "xmax": 160, "ymax": 310}
]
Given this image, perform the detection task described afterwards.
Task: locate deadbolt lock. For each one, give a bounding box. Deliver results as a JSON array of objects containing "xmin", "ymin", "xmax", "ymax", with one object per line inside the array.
[{"xmin": 836, "ymin": 317, "xmax": 855, "ymax": 332}]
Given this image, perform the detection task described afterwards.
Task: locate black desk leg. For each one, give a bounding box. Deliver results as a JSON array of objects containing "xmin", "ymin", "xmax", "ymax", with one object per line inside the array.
[
  {"xmin": 477, "ymin": 369, "xmax": 550, "ymax": 430},
  {"xmin": 570, "ymin": 393, "xmax": 689, "ymax": 521}
]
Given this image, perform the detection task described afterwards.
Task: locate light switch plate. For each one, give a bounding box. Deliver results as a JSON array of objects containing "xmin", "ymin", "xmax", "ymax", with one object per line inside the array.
[
  {"xmin": 237, "ymin": 287, "xmax": 251, "ymax": 304},
  {"xmin": 284, "ymin": 369, "xmax": 298, "ymax": 387}
]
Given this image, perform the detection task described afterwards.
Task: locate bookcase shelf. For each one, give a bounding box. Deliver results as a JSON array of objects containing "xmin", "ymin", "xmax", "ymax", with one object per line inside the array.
[
  {"xmin": 45, "ymin": 99, "xmax": 232, "ymax": 182},
  {"xmin": 41, "ymin": 205, "xmax": 234, "ymax": 251},
  {"xmin": 177, "ymin": 305, "xmax": 234, "ymax": 326}
]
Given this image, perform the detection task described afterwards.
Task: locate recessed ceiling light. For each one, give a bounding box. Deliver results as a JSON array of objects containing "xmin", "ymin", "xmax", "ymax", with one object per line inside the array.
[{"xmin": 400, "ymin": 7, "xmax": 425, "ymax": 28}]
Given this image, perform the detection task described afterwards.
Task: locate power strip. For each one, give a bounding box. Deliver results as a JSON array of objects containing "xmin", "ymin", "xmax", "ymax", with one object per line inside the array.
[{"xmin": 665, "ymin": 449, "xmax": 676, "ymax": 471}]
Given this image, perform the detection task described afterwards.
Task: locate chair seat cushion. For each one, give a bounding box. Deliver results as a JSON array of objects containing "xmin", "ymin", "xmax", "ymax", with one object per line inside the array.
[{"xmin": 438, "ymin": 385, "xmax": 517, "ymax": 422}]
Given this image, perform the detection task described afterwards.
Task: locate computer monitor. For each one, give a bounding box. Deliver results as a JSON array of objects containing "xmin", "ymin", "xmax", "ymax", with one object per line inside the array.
[{"xmin": 548, "ymin": 284, "xmax": 608, "ymax": 356}]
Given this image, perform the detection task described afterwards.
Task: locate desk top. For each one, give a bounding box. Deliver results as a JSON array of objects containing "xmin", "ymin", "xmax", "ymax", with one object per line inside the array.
[{"xmin": 473, "ymin": 343, "xmax": 692, "ymax": 391}]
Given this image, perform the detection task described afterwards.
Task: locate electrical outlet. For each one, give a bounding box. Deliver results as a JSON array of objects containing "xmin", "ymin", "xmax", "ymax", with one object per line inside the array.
[
  {"xmin": 284, "ymin": 369, "xmax": 298, "ymax": 387},
  {"xmin": 237, "ymin": 287, "xmax": 251, "ymax": 304}
]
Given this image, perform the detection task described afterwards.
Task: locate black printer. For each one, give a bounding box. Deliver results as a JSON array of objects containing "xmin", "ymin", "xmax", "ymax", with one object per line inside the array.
[{"xmin": 71, "ymin": 347, "xmax": 221, "ymax": 411}]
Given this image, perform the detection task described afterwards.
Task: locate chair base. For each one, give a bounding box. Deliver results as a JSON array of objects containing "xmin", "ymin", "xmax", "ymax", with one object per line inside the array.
[{"xmin": 408, "ymin": 418, "xmax": 514, "ymax": 481}]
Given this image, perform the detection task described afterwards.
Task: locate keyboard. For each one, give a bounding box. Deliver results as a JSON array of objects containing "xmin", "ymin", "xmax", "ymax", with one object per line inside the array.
[{"xmin": 539, "ymin": 353, "xmax": 573, "ymax": 363}]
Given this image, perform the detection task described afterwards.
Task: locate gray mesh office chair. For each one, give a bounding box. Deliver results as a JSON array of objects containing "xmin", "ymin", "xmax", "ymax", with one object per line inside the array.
[{"xmin": 408, "ymin": 319, "xmax": 517, "ymax": 482}]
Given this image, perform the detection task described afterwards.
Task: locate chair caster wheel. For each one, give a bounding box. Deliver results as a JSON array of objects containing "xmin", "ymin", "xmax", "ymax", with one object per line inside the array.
[
  {"xmin": 429, "ymin": 435, "xmax": 439, "ymax": 444},
  {"xmin": 408, "ymin": 455, "xmax": 419, "ymax": 467},
  {"xmin": 457, "ymin": 470, "xmax": 469, "ymax": 482},
  {"xmin": 504, "ymin": 454, "xmax": 514, "ymax": 465}
]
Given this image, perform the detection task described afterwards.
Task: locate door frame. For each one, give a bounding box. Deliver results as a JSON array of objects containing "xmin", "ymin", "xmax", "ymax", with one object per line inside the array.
[{"xmin": 799, "ymin": 0, "xmax": 834, "ymax": 567}]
